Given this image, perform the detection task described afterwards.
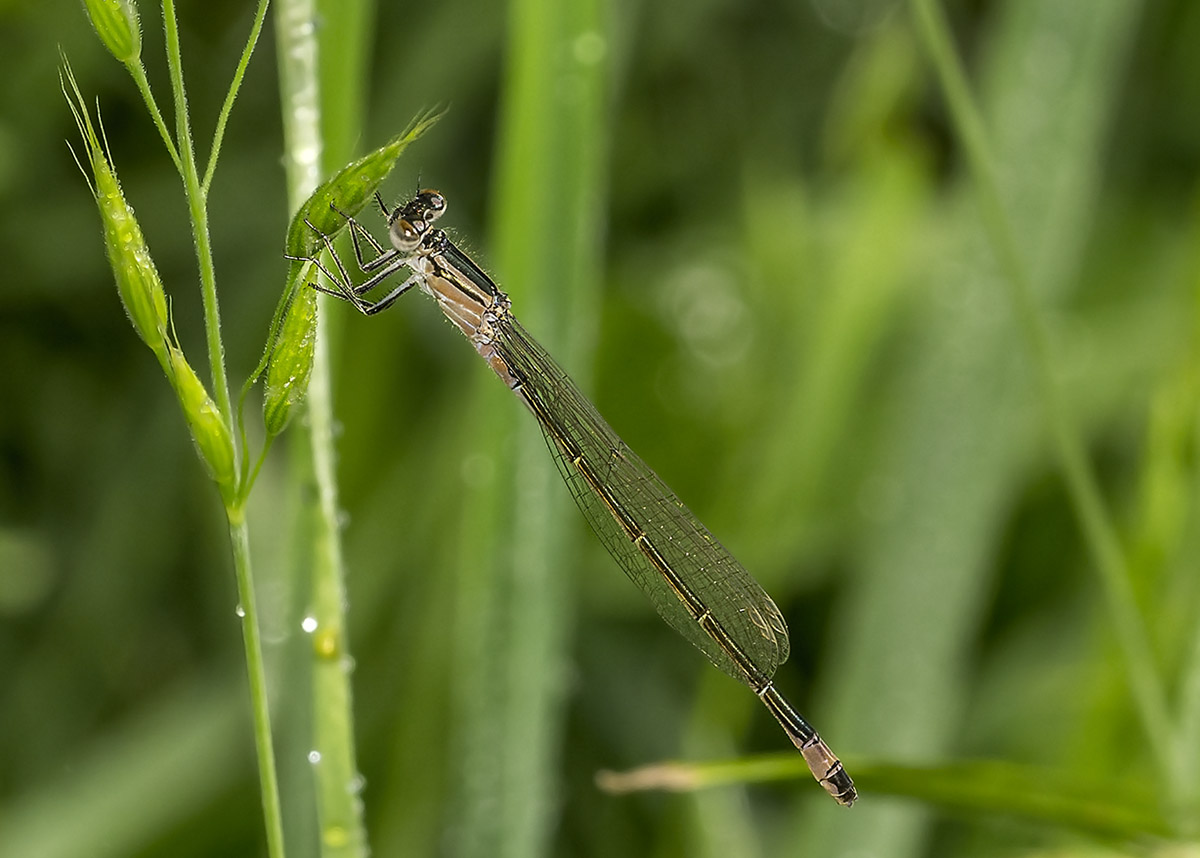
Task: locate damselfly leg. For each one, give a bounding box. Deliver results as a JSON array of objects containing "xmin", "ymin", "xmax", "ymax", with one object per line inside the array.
[
  {"xmin": 288, "ymin": 211, "xmax": 420, "ymax": 315},
  {"xmin": 330, "ymin": 199, "xmax": 405, "ymax": 282}
]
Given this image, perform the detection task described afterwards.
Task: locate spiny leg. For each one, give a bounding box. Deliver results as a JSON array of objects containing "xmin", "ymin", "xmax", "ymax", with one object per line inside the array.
[
  {"xmin": 328, "ymin": 202, "xmax": 401, "ymax": 275},
  {"xmin": 354, "ymin": 275, "xmax": 421, "ymax": 315},
  {"xmin": 306, "ymin": 217, "xmax": 359, "ymax": 291},
  {"xmin": 284, "ymin": 224, "xmax": 358, "ymax": 303},
  {"xmin": 311, "ymin": 274, "xmax": 420, "ymax": 316},
  {"xmin": 373, "ymin": 191, "xmax": 390, "ymax": 218},
  {"xmin": 287, "ymin": 218, "xmax": 420, "ymax": 315},
  {"xmin": 300, "ymin": 216, "xmax": 413, "ymax": 298}
]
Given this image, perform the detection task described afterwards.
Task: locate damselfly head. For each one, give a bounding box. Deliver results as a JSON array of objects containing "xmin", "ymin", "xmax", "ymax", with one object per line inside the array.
[
  {"xmin": 389, "ymin": 217, "xmax": 423, "ymax": 252},
  {"xmin": 388, "ymin": 189, "xmax": 447, "ymax": 252},
  {"xmin": 414, "ymin": 189, "xmax": 446, "ymax": 223}
]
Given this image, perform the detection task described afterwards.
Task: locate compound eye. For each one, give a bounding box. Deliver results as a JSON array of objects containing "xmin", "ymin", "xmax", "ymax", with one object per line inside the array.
[
  {"xmin": 418, "ymin": 189, "xmax": 446, "ymax": 222},
  {"xmin": 390, "ymin": 218, "xmax": 421, "ymax": 252}
]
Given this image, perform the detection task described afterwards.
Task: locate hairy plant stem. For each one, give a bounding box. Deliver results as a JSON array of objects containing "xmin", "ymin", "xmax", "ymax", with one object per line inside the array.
[
  {"xmin": 156, "ymin": 1, "xmax": 286, "ymax": 854},
  {"xmin": 203, "ymin": 0, "xmax": 271, "ymax": 194},
  {"xmin": 229, "ymin": 514, "xmax": 287, "ymax": 858},
  {"xmin": 126, "ymin": 62, "xmax": 181, "ymax": 170},
  {"xmin": 161, "ymin": 0, "xmax": 234, "ymax": 426}
]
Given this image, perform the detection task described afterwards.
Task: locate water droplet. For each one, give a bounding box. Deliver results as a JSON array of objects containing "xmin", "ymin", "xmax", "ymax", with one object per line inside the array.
[
  {"xmin": 308, "ymin": 750, "xmax": 322, "ymax": 764},
  {"xmin": 301, "ymin": 615, "xmax": 318, "ymax": 633},
  {"xmin": 322, "ymin": 825, "xmax": 349, "ymax": 848},
  {"xmin": 234, "ymin": 603, "xmax": 245, "ymax": 618},
  {"xmin": 314, "ymin": 629, "xmax": 339, "ymax": 659},
  {"xmin": 573, "ymin": 31, "xmax": 606, "ymax": 65},
  {"xmin": 348, "ymin": 774, "xmax": 367, "ymax": 795}
]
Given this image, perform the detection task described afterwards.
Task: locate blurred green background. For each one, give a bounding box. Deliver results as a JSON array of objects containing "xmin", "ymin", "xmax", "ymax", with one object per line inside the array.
[{"xmin": 2, "ymin": 0, "xmax": 1199, "ymax": 856}]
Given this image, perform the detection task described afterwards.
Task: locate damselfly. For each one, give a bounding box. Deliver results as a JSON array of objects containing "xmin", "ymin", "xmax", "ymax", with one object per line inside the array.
[{"xmin": 292, "ymin": 190, "xmax": 856, "ymax": 806}]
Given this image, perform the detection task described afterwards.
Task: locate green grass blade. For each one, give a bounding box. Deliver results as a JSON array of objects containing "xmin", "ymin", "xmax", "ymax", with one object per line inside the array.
[
  {"xmin": 445, "ymin": 0, "xmax": 611, "ymax": 856},
  {"xmin": 274, "ymin": 1, "xmax": 371, "ymax": 855},
  {"xmin": 910, "ymin": 0, "xmax": 1172, "ymax": 788},
  {"xmin": 804, "ymin": 4, "xmax": 1149, "ymax": 856},
  {"xmin": 601, "ymin": 754, "xmax": 1170, "ymax": 841}
]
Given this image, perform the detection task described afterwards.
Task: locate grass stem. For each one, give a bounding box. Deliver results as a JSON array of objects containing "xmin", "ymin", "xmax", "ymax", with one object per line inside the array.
[
  {"xmin": 229, "ymin": 518, "xmax": 287, "ymax": 858},
  {"xmin": 203, "ymin": 0, "xmax": 272, "ymax": 195},
  {"xmin": 275, "ymin": 0, "xmax": 368, "ymax": 853},
  {"xmin": 909, "ymin": 0, "xmax": 1175, "ymax": 794}
]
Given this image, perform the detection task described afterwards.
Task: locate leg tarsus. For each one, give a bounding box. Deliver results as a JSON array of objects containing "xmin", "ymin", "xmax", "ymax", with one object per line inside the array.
[
  {"xmin": 328, "ymin": 201, "xmax": 397, "ymax": 272},
  {"xmin": 287, "ymin": 205, "xmax": 416, "ymax": 316}
]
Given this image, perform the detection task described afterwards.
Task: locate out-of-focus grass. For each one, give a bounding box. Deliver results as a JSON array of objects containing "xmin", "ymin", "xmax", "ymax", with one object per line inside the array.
[
  {"xmin": 799, "ymin": 3, "xmax": 1154, "ymax": 858},
  {"xmin": 2, "ymin": 1, "xmax": 1199, "ymax": 857}
]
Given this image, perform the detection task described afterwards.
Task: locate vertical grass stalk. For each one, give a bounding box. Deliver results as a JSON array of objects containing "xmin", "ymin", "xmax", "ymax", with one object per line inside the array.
[
  {"xmin": 449, "ymin": 0, "xmax": 612, "ymax": 855},
  {"xmin": 275, "ymin": 0, "xmax": 368, "ymax": 854},
  {"xmin": 908, "ymin": 0, "xmax": 1174, "ymax": 794},
  {"xmin": 228, "ymin": 513, "xmax": 286, "ymax": 858},
  {"xmin": 160, "ymin": 0, "xmax": 234, "ymax": 425}
]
